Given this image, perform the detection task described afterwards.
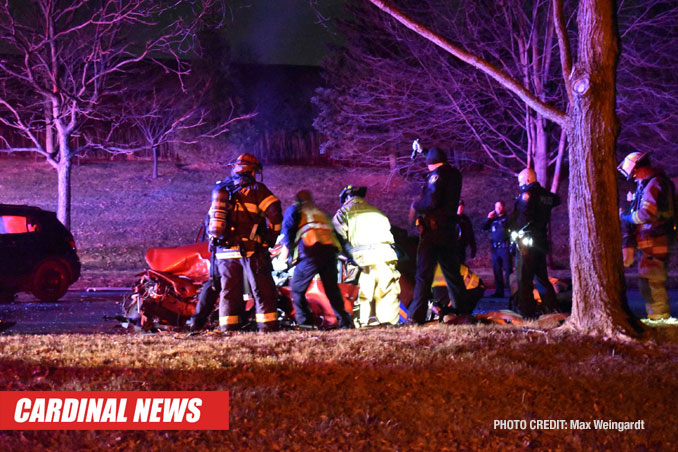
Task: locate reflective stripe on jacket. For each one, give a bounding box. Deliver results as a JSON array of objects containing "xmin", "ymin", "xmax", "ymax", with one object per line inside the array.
[
  {"xmin": 296, "ymin": 204, "xmax": 340, "ymax": 250},
  {"xmin": 211, "ymin": 175, "xmax": 282, "ymax": 259},
  {"xmin": 333, "ymin": 197, "xmax": 397, "ymax": 266}
]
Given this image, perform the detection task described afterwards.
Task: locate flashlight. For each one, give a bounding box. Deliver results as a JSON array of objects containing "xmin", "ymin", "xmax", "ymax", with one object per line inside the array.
[{"xmin": 411, "ymin": 139, "xmax": 422, "ymax": 160}]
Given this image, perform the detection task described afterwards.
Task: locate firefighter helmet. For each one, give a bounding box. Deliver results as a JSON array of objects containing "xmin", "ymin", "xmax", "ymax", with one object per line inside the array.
[
  {"xmin": 232, "ymin": 153, "xmax": 261, "ymax": 175},
  {"xmin": 518, "ymin": 168, "xmax": 537, "ymax": 188},
  {"xmin": 617, "ymin": 151, "xmax": 650, "ymax": 180},
  {"xmin": 339, "ymin": 185, "xmax": 367, "ymax": 204}
]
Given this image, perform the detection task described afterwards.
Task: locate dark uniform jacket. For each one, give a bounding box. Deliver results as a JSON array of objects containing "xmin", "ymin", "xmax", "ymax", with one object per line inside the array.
[
  {"xmin": 413, "ymin": 164, "xmax": 462, "ymax": 239},
  {"xmin": 509, "ymin": 182, "xmax": 560, "ymax": 252},
  {"xmin": 212, "ymin": 174, "xmax": 282, "ymax": 259},
  {"xmin": 457, "ymin": 213, "xmax": 477, "ymax": 258},
  {"xmin": 483, "ymin": 214, "xmax": 511, "ymax": 247}
]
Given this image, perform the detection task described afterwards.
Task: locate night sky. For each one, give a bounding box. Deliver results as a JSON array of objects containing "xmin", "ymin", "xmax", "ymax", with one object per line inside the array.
[{"xmin": 224, "ymin": 0, "xmax": 345, "ymax": 66}]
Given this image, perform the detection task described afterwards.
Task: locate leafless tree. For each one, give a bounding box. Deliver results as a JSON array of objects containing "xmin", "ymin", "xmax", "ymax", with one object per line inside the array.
[
  {"xmin": 616, "ymin": 0, "xmax": 678, "ymax": 171},
  {"xmin": 366, "ymin": 0, "xmax": 639, "ymax": 337},
  {"xmin": 315, "ymin": 1, "xmax": 568, "ymax": 184},
  {"xmin": 0, "ymin": 0, "xmax": 226, "ymax": 228},
  {"xmin": 317, "ymin": 0, "xmax": 678, "ymax": 191},
  {"xmin": 112, "ymin": 71, "xmax": 253, "ymax": 179}
]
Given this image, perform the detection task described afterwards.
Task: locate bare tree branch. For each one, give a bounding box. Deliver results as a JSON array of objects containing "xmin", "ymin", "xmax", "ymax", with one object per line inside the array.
[{"xmin": 365, "ymin": 0, "xmax": 568, "ymax": 126}]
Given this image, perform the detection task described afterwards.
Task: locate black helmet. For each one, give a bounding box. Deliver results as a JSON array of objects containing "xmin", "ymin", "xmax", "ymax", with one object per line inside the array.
[
  {"xmin": 425, "ymin": 147, "xmax": 447, "ymax": 165},
  {"xmin": 340, "ymin": 185, "xmax": 367, "ymax": 204}
]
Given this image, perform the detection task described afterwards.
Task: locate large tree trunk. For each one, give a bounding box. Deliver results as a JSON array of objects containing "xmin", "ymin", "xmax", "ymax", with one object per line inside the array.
[{"xmin": 566, "ymin": 0, "xmax": 636, "ymax": 336}]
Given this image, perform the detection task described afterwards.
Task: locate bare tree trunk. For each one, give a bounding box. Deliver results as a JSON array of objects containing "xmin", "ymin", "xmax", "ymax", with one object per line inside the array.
[
  {"xmin": 550, "ymin": 128, "xmax": 567, "ymax": 193},
  {"xmin": 567, "ymin": 0, "xmax": 636, "ymax": 336},
  {"xmin": 45, "ymin": 102, "xmax": 54, "ymax": 157},
  {"xmin": 152, "ymin": 145, "xmax": 159, "ymax": 179},
  {"xmin": 534, "ymin": 119, "xmax": 549, "ymax": 186},
  {"xmin": 57, "ymin": 161, "xmax": 71, "ymax": 230}
]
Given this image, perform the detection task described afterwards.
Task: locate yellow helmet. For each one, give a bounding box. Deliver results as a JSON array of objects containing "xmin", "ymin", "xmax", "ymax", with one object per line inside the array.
[
  {"xmin": 617, "ymin": 152, "xmax": 649, "ymax": 180},
  {"xmin": 518, "ymin": 168, "xmax": 537, "ymax": 188}
]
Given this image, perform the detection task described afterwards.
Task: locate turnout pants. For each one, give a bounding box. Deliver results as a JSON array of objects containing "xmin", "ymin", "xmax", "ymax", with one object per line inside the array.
[
  {"xmin": 491, "ymin": 247, "xmax": 512, "ymax": 296},
  {"xmin": 217, "ymin": 251, "xmax": 278, "ymax": 332},
  {"xmin": 409, "ymin": 233, "xmax": 469, "ymax": 324},
  {"xmin": 291, "ymin": 244, "xmax": 352, "ymax": 328},
  {"xmin": 514, "ymin": 248, "xmax": 558, "ymax": 318},
  {"xmin": 637, "ymin": 235, "xmax": 670, "ymax": 319},
  {"xmin": 357, "ymin": 261, "xmax": 401, "ymax": 326}
]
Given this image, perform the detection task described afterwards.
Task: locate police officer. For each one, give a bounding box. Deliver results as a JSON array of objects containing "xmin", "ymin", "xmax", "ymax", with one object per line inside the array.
[
  {"xmin": 206, "ymin": 153, "xmax": 282, "ymax": 332},
  {"xmin": 618, "ymin": 151, "xmax": 674, "ymax": 322},
  {"xmin": 281, "ymin": 189, "xmax": 353, "ymax": 329},
  {"xmin": 456, "ymin": 200, "xmax": 476, "ymax": 263},
  {"xmin": 509, "ymin": 168, "xmax": 560, "ymax": 318},
  {"xmin": 407, "ymin": 147, "xmax": 469, "ymax": 324},
  {"xmin": 482, "ymin": 200, "xmax": 512, "ymax": 298},
  {"xmin": 333, "ymin": 185, "xmax": 400, "ymax": 326}
]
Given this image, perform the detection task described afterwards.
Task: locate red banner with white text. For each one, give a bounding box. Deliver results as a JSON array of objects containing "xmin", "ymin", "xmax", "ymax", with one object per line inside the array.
[{"xmin": 0, "ymin": 391, "xmax": 229, "ymax": 430}]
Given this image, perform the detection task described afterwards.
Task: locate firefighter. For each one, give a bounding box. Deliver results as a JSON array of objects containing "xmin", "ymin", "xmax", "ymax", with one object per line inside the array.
[
  {"xmin": 482, "ymin": 200, "xmax": 512, "ymax": 298},
  {"xmin": 333, "ymin": 185, "xmax": 401, "ymax": 326},
  {"xmin": 509, "ymin": 168, "xmax": 560, "ymax": 318},
  {"xmin": 280, "ymin": 189, "xmax": 353, "ymax": 329},
  {"xmin": 618, "ymin": 151, "xmax": 674, "ymax": 322},
  {"xmin": 406, "ymin": 147, "xmax": 470, "ymax": 325},
  {"xmin": 206, "ymin": 153, "xmax": 282, "ymax": 332},
  {"xmin": 456, "ymin": 200, "xmax": 477, "ymax": 263}
]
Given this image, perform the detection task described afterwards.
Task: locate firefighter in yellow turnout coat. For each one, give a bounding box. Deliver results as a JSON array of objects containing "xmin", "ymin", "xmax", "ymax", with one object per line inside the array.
[
  {"xmin": 619, "ymin": 152, "xmax": 674, "ymax": 321},
  {"xmin": 333, "ymin": 186, "xmax": 401, "ymax": 326}
]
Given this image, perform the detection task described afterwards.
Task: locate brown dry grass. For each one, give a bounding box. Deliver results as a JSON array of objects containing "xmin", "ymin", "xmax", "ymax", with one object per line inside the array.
[{"xmin": 1, "ymin": 326, "xmax": 677, "ymax": 451}]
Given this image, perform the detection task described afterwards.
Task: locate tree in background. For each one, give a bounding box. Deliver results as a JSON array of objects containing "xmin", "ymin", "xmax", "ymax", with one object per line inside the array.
[
  {"xmin": 0, "ymin": 0, "xmax": 226, "ymax": 228},
  {"xmin": 316, "ymin": 0, "xmax": 678, "ymax": 190},
  {"xmin": 117, "ymin": 68, "xmax": 253, "ymax": 179},
  {"xmin": 364, "ymin": 0, "xmax": 639, "ymax": 337},
  {"xmin": 228, "ymin": 64, "xmax": 323, "ymax": 164},
  {"xmin": 615, "ymin": 0, "xmax": 678, "ymax": 169}
]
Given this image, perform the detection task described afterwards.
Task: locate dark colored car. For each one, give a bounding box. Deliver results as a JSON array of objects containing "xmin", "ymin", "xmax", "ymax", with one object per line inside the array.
[{"xmin": 0, "ymin": 204, "xmax": 80, "ymax": 301}]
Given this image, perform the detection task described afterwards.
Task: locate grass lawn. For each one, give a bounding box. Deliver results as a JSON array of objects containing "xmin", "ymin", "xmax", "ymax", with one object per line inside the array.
[{"xmin": 1, "ymin": 326, "xmax": 677, "ymax": 451}]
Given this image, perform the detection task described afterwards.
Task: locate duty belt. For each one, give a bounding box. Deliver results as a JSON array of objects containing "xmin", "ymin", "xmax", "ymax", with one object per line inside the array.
[{"xmin": 492, "ymin": 241, "xmax": 510, "ymax": 248}]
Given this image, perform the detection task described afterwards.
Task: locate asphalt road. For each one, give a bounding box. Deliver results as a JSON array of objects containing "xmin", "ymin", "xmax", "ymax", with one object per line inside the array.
[
  {"xmin": 2, "ymin": 289, "xmax": 677, "ymax": 334},
  {"xmin": 0, "ymin": 290, "xmax": 127, "ymax": 334}
]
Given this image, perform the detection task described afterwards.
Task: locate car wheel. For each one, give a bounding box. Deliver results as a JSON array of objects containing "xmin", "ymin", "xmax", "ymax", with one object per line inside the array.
[{"xmin": 31, "ymin": 259, "xmax": 70, "ymax": 302}]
